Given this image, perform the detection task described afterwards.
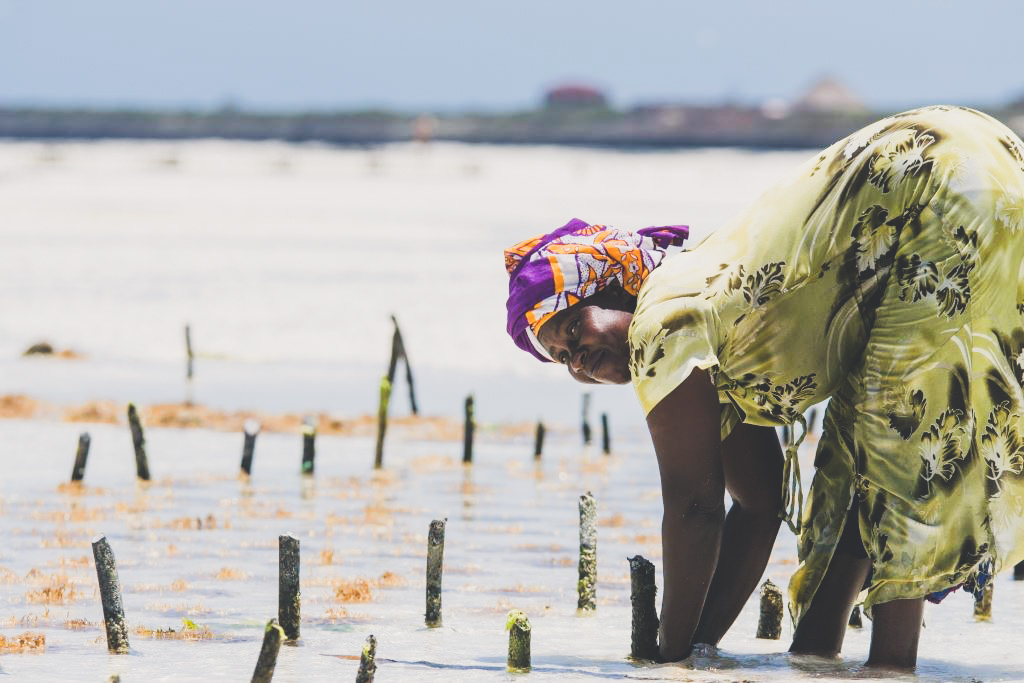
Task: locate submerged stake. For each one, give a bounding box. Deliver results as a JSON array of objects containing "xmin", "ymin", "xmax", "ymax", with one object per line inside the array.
[
  {"xmin": 581, "ymin": 393, "xmax": 592, "ymax": 445},
  {"xmin": 425, "ymin": 519, "xmax": 446, "ymax": 627},
  {"xmin": 601, "ymin": 413, "xmax": 610, "ymax": 455},
  {"xmin": 355, "ymin": 634, "xmax": 378, "ymax": 683},
  {"xmin": 374, "ymin": 377, "xmax": 391, "ymax": 469},
  {"xmin": 577, "ymin": 492, "xmax": 597, "ymax": 610},
  {"xmin": 92, "ymin": 535, "xmax": 130, "ymax": 653},
  {"xmin": 251, "ymin": 619, "xmax": 284, "ymax": 683},
  {"xmin": 533, "ymin": 421, "xmax": 545, "ymax": 460},
  {"xmin": 756, "ymin": 579, "xmax": 783, "ymax": 639},
  {"xmin": 240, "ymin": 419, "xmax": 260, "ymax": 476},
  {"xmin": 974, "ymin": 582, "xmax": 993, "ymax": 621},
  {"xmin": 628, "ymin": 555, "xmax": 659, "ymax": 660},
  {"xmin": 462, "ymin": 395, "xmax": 475, "ymax": 464},
  {"xmin": 279, "ymin": 534, "xmax": 301, "ymax": 640},
  {"xmin": 126, "ymin": 403, "xmax": 150, "ymax": 481},
  {"xmin": 71, "ymin": 432, "xmax": 90, "ymax": 482},
  {"xmin": 506, "ymin": 610, "xmax": 531, "ymax": 671}
]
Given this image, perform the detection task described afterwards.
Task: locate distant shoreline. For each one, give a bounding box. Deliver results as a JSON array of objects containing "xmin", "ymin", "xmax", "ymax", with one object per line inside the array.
[{"xmin": 4, "ymin": 104, "xmax": 1021, "ymax": 150}]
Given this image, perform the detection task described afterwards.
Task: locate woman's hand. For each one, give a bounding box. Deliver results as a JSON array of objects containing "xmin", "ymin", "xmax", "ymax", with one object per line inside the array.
[{"xmin": 646, "ymin": 368, "xmax": 725, "ymax": 661}]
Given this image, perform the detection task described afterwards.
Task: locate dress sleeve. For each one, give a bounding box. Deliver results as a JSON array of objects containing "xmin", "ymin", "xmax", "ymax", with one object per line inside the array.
[{"xmin": 629, "ymin": 296, "xmax": 722, "ymax": 417}]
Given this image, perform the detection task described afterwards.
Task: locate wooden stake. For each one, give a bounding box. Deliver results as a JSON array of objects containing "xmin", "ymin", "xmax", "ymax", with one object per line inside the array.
[
  {"xmin": 581, "ymin": 393, "xmax": 592, "ymax": 445},
  {"xmin": 601, "ymin": 413, "xmax": 610, "ymax": 455},
  {"xmin": 533, "ymin": 421, "xmax": 545, "ymax": 460},
  {"xmin": 301, "ymin": 417, "xmax": 316, "ymax": 475},
  {"xmin": 279, "ymin": 534, "xmax": 300, "ymax": 641},
  {"xmin": 848, "ymin": 604, "xmax": 863, "ymax": 628},
  {"xmin": 462, "ymin": 395, "xmax": 474, "ymax": 464},
  {"xmin": 388, "ymin": 315, "xmax": 418, "ymax": 416},
  {"xmin": 577, "ymin": 492, "xmax": 597, "ymax": 610},
  {"xmin": 126, "ymin": 403, "xmax": 150, "ymax": 481},
  {"xmin": 92, "ymin": 535, "xmax": 130, "ymax": 653},
  {"xmin": 240, "ymin": 419, "xmax": 260, "ymax": 476},
  {"xmin": 756, "ymin": 579, "xmax": 783, "ymax": 639},
  {"xmin": 251, "ymin": 619, "xmax": 284, "ymax": 683},
  {"xmin": 506, "ymin": 610, "xmax": 531, "ymax": 672},
  {"xmin": 185, "ymin": 324, "xmax": 194, "ymax": 381},
  {"xmin": 374, "ymin": 377, "xmax": 391, "ymax": 469},
  {"xmin": 1014, "ymin": 560, "xmax": 1024, "ymax": 580},
  {"xmin": 628, "ymin": 555, "xmax": 659, "ymax": 660},
  {"xmin": 425, "ymin": 519, "xmax": 446, "ymax": 627},
  {"xmin": 974, "ymin": 582, "xmax": 993, "ymax": 621},
  {"xmin": 355, "ymin": 634, "xmax": 377, "ymax": 683},
  {"xmin": 71, "ymin": 432, "xmax": 90, "ymax": 482}
]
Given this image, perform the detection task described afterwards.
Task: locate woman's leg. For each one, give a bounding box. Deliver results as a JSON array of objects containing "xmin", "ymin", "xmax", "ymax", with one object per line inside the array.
[
  {"xmin": 865, "ymin": 597, "xmax": 924, "ymax": 670},
  {"xmin": 789, "ymin": 506, "xmax": 870, "ymax": 657}
]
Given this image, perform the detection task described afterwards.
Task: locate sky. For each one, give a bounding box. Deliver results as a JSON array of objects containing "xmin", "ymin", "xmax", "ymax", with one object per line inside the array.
[{"xmin": 2, "ymin": 0, "xmax": 1023, "ymax": 113}]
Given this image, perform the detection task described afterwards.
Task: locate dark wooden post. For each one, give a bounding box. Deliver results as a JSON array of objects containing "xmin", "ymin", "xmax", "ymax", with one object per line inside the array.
[
  {"xmin": 279, "ymin": 534, "xmax": 300, "ymax": 640},
  {"xmin": 756, "ymin": 579, "xmax": 783, "ymax": 639},
  {"xmin": 628, "ymin": 555, "xmax": 659, "ymax": 660},
  {"xmin": 71, "ymin": 432, "xmax": 90, "ymax": 482},
  {"xmin": 301, "ymin": 417, "xmax": 316, "ymax": 475},
  {"xmin": 251, "ymin": 619, "xmax": 284, "ymax": 683},
  {"xmin": 601, "ymin": 413, "xmax": 610, "ymax": 455},
  {"xmin": 462, "ymin": 395, "xmax": 475, "ymax": 464},
  {"xmin": 240, "ymin": 419, "xmax": 260, "ymax": 476},
  {"xmin": 127, "ymin": 403, "xmax": 150, "ymax": 481},
  {"xmin": 92, "ymin": 535, "xmax": 130, "ymax": 653},
  {"xmin": 425, "ymin": 519, "xmax": 446, "ymax": 627},
  {"xmin": 581, "ymin": 393, "xmax": 592, "ymax": 445}
]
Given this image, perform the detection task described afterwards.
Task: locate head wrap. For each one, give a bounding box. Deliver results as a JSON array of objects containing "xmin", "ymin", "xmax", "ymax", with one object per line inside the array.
[{"xmin": 505, "ymin": 218, "xmax": 689, "ymax": 362}]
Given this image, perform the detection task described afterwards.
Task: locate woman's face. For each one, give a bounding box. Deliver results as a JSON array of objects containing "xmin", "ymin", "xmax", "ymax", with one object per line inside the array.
[{"xmin": 536, "ymin": 293, "xmax": 634, "ymax": 385}]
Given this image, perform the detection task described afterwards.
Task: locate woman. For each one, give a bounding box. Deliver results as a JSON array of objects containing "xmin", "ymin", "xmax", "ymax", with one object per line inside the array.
[{"xmin": 504, "ymin": 106, "xmax": 1024, "ymax": 669}]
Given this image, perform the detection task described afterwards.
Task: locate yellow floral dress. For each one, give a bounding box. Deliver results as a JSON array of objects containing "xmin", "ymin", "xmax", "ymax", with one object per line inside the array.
[{"xmin": 628, "ymin": 106, "xmax": 1024, "ymax": 623}]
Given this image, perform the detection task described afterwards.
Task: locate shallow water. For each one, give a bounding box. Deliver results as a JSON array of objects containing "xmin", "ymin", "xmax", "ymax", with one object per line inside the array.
[
  {"xmin": 1, "ymin": 418, "xmax": 1023, "ymax": 681},
  {"xmin": 3, "ymin": 139, "xmax": 1024, "ymax": 681}
]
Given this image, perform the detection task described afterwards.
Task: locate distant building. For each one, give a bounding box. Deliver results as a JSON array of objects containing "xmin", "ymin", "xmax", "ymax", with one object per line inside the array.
[
  {"xmin": 794, "ymin": 76, "xmax": 867, "ymax": 113},
  {"xmin": 544, "ymin": 84, "xmax": 608, "ymax": 109}
]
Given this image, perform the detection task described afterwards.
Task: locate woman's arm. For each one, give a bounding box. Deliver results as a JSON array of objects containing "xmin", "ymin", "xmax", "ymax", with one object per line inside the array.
[
  {"xmin": 691, "ymin": 422, "xmax": 783, "ymax": 645},
  {"xmin": 646, "ymin": 368, "xmax": 725, "ymax": 661}
]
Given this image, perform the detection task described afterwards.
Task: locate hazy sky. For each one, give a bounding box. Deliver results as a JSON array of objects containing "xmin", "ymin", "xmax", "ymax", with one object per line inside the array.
[{"xmin": 2, "ymin": 0, "xmax": 1022, "ymax": 112}]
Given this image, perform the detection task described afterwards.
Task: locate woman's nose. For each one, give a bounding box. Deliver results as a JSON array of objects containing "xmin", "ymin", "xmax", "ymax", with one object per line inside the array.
[{"xmin": 569, "ymin": 348, "xmax": 587, "ymax": 373}]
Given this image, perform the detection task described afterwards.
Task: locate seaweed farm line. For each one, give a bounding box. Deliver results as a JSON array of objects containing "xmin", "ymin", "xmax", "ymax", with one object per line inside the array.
[{"xmin": 2, "ymin": 418, "xmax": 1024, "ymax": 681}]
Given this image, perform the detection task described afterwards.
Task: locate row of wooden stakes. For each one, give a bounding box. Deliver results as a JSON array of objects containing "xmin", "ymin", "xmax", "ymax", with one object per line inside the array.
[{"xmin": 83, "ymin": 488, "xmax": 794, "ymax": 682}]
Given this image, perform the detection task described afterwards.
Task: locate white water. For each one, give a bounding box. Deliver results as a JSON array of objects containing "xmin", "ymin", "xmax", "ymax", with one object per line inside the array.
[{"xmin": 1, "ymin": 140, "xmax": 1023, "ymax": 681}]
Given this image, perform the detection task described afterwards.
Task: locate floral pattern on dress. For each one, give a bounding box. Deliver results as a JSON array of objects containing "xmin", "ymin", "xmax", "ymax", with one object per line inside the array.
[
  {"xmin": 935, "ymin": 262, "xmax": 973, "ymax": 318},
  {"xmin": 886, "ymin": 388, "xmax": 927, "ymax": 440},
  {"xmin": 851, "ymin": 205, "xmax": 897, "ymax": 273},
  {"xmin": 867, "ymin": 128, "xmax": 936, "ymax": 192},
  {"xmin": 741, "ymin": 262, "xmax": 786, "ymax": 308},
  {"xmin": 919, "ymin": 409, "xmax": 970, "ymax": 482},
  {"xmin": 980, "ymin": 402, "xmax": 1024, "ymax": 487},
  {"xmin": 748, "ymin": 373, "xmax": 818, "ymax": 423},
  {"xmin": 895, "ymin": 253, "xmax": 940, "ymax": 302}
]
